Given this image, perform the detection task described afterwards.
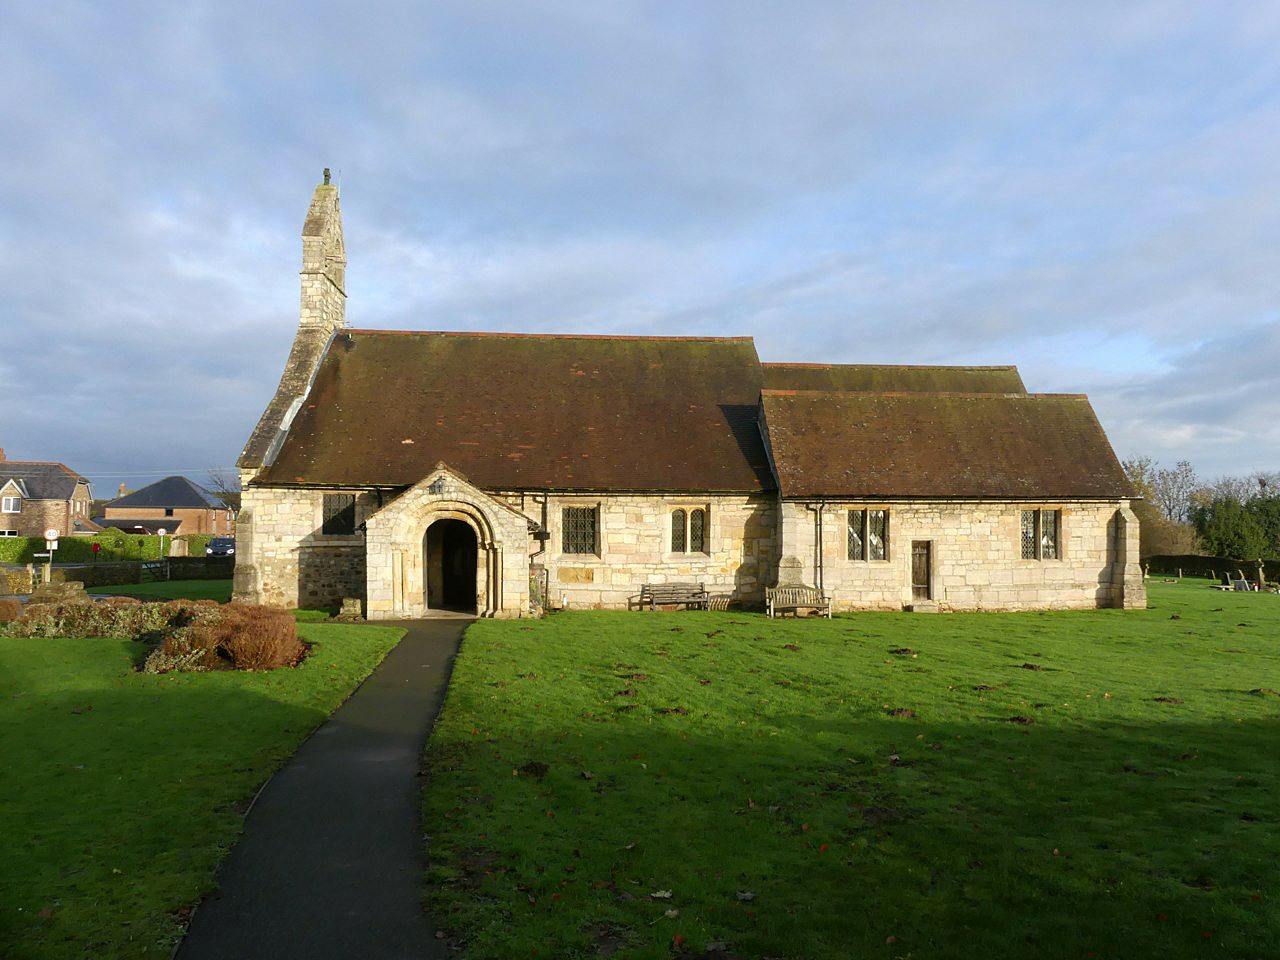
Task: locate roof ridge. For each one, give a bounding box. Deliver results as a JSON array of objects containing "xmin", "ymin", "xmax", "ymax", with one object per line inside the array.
[
  {"xmin": 762, "ymin": 389, "xmax": 1087, "ymax": 400},
  {"xmin": 762, "ymin": 362, "xmax": 1019, "ymax": 371},
  {"xmin": 345, "ymin": 329, "xmax": 755, "ymax": 343}
]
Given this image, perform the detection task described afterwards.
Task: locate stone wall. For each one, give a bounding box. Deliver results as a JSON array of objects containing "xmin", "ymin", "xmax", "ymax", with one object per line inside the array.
[
  {"xmin": 531, "ymin": 492, "xmax": 777, "ymax": 609},
  {"xmin": 232, "ymin": 477, "xmax": 371, "ymax": 611},
  {"xmin": 778, "ymin": 498, "xmax": 1143, "ymax": 611}
]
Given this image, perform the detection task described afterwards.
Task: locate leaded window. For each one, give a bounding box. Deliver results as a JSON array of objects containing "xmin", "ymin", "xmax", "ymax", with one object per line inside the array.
[
  {"xmin": 670, "ymin": 507, "xmax": 709, "ymax": 554},
  {"xmin": 1021, "ymin": 509, "xmax": 1060, "ymax": 560},
  {"xmin": 1021, "ymin": 510, "xmax": 1037, "ymax": 559},
  {"xmin": 847, "ymin": 509, "xmax": 865, "ymax": 560},
  {"xmin": 322, "ymin": 493, "xmax": 356, "ymax": 535},
  {"xmin": 562, "ymin": 506, "xmax": 598, "ymax": 554},
  {"xmin": 1041, "ymin": 510, "xmax": 1058, "ymax": 560},
  {"xmin": 868, "ymin": 509, "xmax": 888, "ymax": 561},
  {"xmin": 689, "ymin": 508, "xmax": 706, "ymax": 553}
]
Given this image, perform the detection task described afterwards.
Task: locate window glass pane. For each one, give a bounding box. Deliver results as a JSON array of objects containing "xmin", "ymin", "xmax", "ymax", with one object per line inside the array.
[
  {"xmin": 1021, "ymin": 510, "xmax": 1037, "ymax": 559},
  {"xmin": 847, "ymin": 510, "xmax": 864, "ymax": 560},
  {"xmin": 671, "ymin": 509, "xmax": 686, "ymax": 552},
  {"xmin": 1041, "ymin": 510, "xmax": 1058, "ymax": 560},
  {"xmin": 690, "ymin": 509, "xmax": 706, "ymax": 553},
  {"xmin": 563, "ymin": 507, "xmax": 597, "ymax": 554},
  {"xmin": 322, "ymin": 494, "xmax": 356, "ymax": 535},
  {"xmin": 868, "ymin": 510, "xmax": 888, "ymax": 561}
]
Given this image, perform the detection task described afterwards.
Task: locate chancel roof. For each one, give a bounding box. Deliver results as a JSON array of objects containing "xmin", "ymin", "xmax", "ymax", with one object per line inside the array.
[
  {"xmin": 761, "ymin": 390, "xmax": 1134, "ymax": 500},
  {"xmin": 256, "ymin": 331, "xmax": 775, "ymax": 492},
  {"xmin": 763, "ymin": 363, "xmax": 1025, "ymax": 394}
]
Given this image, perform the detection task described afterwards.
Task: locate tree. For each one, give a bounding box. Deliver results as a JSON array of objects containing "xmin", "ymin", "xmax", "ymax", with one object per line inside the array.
[
  {"xmin": 205, "ymin": 467, "xmax": 242, "ymax": 512},
  {"xmin": 1192, "ymin": 497, "xmax": 1267, "ymax": 559},
  {"xmin": 1150, "ymin": 460, "xmax": 1200, "ymax": 523}
]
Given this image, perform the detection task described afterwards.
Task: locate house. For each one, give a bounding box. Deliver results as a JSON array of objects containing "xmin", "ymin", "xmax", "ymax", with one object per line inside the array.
[
  {"xmin": 0, "ymin": 450, "xmax": 95, "ymax": 538},
  {"xmin": 100, "ymin": 475, "xmax": 235, "ymax": 536},
  {"xmin": 232, "ymin": 175, "xmax": 1144, "ymax": 618}
]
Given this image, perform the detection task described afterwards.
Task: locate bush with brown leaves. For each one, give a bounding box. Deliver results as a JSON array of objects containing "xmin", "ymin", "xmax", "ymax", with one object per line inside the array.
[{"xmin": 143, "ymin": 604, "xmax": 305, "ymax": 673}]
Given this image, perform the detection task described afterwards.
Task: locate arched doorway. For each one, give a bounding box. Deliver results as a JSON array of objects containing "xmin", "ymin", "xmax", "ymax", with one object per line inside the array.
[{"xmin": 424, "ymin": 518, "xmax": 478, "ymax": 614}]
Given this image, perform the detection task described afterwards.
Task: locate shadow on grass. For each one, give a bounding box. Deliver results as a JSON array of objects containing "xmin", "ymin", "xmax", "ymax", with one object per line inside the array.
[
  {"xmin": 0, "ymin": 643, "xmax": 340, "ymax": 960},
  {"xmin": 425, "ymin": 705, "xmax": 1280, "ymax": 960}
]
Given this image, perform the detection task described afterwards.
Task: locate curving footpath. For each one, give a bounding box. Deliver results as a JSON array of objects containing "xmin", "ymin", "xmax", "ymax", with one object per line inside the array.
[{"xmin": 177, "ymin": 620, "xmax": 466, "ymax": 960}]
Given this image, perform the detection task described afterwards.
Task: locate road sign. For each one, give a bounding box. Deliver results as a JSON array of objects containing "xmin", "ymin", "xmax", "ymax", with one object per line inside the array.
[
  {"xmin": 157, "ymin": 528, "xmax": 167, "ymax": 537},
  {"xmin": 46, "ymin": 541, "xmax": 58, "ymax": 552},
  {"xmin": 44, "ymin": 528, "xmax": 59, "ymax": 541}
]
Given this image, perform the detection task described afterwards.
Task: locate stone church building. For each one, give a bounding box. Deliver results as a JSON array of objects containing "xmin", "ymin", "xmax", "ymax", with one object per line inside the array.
[{"xmin": 233, "ymin": 176, "xmax": 1144, "ymax": 617}]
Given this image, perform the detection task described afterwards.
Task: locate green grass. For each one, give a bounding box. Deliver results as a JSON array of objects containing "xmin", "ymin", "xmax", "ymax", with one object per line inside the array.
[
  {"xmin": 92, "ymin": 579, "xmax": 233, "ymax": 602},
  {"xmin": 423, "ymin": 582, "xmax": 1280, "ymax": 959},
  {"xmin": 0, "ymin": 621, "xmax": 405, "ymax": 959}
]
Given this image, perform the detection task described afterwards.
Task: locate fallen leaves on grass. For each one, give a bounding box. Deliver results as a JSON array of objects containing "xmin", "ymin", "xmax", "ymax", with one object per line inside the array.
[
  {"xmin": 885, "ymin": 707, "xmax": 915, "ymax": 718},
  {"xmin": 650, "ymin": 890, "xmax": 673, "ymax": 899},
  {"xmin": 1020, "ymin": 663, "xmax": 1043, "ymax": 671},
  {"xmin": 1007, "ymin": 715, "xmax": 1034, "ymax": 725},
  {"xmin": 1153, "ymin": 696, "xmax": 1184, "ymax": 704},
  {"xmin": 519, "ymin": 761, "xmax": 549, "ymax": 779}
]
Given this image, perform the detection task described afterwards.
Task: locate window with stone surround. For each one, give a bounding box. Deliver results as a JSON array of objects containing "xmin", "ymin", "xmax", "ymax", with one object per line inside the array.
[
  {"xmin": 1020, "ymin": 509, "xmax": 1060, "ymax": 560},
  {"xmin": 670, "ymin": 507, "xmax": 708, "ymax": 554},
  {"xmin": 562, "ymin": 506, "xmax": 598, "ymax": 555},
  {"xmin": 1, "ymin": 497, "xmax": 19, "ymax": 514},
  {"xmin": 848, "ymin": 509, "xmax": 889, "ymax": 560},
  {"xmin": 321, "ymin": 493, "xmax": 356, "ymax": 536}
]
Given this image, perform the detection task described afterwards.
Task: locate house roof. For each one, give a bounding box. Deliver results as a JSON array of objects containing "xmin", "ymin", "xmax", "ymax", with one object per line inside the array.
[
  {"xmin": 0, "ymin": 461, "xmax": 89, "ymax": 500},
  {"xmin": 256, "ymin": 331, "xmax": 775, "ymax": 492},
  {"xmin": 761, "ymin": 390, "xmax": 1133, "ymax": 500},
  {"xmin": 107, "ymin": 475, "xmax": 225, "ymax": 510},
  {"xmin": 93, "ymin": 517, "xmax": 184, "ymax": 534},
  {"xmin": 763, "ymin": 363, "xmax": 1026, "ymax": 394}
]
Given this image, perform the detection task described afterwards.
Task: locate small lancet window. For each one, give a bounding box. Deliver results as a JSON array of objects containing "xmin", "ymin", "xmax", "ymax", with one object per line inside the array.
[
  {"xmin": 689, "ymin": 508, "xmax": 706, "ymax": 553},
  {"xmin": 671, "ymin": 509, "xmax": 687, "ymax": 553}
]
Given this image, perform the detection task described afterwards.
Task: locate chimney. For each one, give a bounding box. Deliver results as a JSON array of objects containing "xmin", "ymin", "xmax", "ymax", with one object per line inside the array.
[
  {"xmin": 0, "ymin": 447, "xmax": 5, "ymax": 461},
  {"xmin": 118, "ymin": 482, "xmax": 127, "ymax": 497}
]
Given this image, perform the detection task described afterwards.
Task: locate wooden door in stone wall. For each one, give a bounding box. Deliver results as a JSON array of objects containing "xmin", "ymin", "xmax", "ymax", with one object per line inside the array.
[{"xmin": 911, "ymin": 541, "xmax": 932, "ymax": 601}]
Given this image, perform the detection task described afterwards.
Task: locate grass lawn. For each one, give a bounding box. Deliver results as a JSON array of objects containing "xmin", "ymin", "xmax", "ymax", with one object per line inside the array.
[
  {"xmin": 92, "ymin": 579, "xmax": 233, "ymax": 602},
  {"xmin": 0, "ymin": 621, "xmax": 405, "ymax": 959},
  {"xmin": 423, "ymin": 581, "xmax": 1280, "ymax": 959}
]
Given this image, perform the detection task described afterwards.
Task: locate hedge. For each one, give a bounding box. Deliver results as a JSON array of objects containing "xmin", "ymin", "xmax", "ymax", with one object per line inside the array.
[
  {"xmin": 0, "ymin": 533, "xmax": 176, "ymax": 565},
  {"xmin": 1144, "ymin": 553, "xmax": 1277, "ymax": 581}
]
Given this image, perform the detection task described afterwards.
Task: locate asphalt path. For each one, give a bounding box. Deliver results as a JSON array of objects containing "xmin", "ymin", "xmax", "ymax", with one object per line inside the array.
[{"xmin": 177, "ymin": 619, "xmax": 466, "ymax": 960}]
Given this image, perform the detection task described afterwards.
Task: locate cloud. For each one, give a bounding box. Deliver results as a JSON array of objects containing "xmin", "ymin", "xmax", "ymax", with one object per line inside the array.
[{"xmin": 0, "ymin": 1, "xmax": 1277, "ymax": 487}]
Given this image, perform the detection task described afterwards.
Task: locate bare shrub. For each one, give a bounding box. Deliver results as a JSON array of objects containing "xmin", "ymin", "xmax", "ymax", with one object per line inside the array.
[
  {"xmin": 0, "ymin": 599, "xmax": 23, "ymax": 623},
  {"xmin": 142, "ymin": 604, "xmax": 305, "ymax": 673}
]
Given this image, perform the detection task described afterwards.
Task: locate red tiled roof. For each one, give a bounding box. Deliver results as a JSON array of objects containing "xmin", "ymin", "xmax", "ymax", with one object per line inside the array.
[
  {"xmin": 761, "ymin": 389, "xmax": 1132, "ymax": 500},
  {"xmin": 256, "ymin": 331, "xmax": 774, "ymax": 492}
]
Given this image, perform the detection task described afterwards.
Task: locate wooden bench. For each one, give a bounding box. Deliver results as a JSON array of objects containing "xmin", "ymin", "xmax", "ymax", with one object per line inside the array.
[
  {"xmin": 766, "ymin": 584, "xmax": 831, "ymax": 619},
  {"xmin": 631, "ymin": 582, "xmax": 709, "ymax": 611}
]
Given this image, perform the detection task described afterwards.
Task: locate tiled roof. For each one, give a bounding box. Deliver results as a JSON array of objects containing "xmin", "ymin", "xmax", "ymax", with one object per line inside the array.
[
  {"xmin": 93, "ymin": 517, "xmax": 185, "ymax": 534},
  {"xmin": 761, "ymin": 390, "xmax": 1133, "ymax": 500},
  {"xmin": 0, "ymin": 461, "xmax": 88, "ymax": 500},
  {"xmin": 256, "ymin": 331, "xmax": 775, "ymax": 492},
  {"xmin": 107, "ymin": 476, "xmax": 224, "ymax": 510},
  {"xmin": 763, "ymin": 363, "xmax": 1025, "ymax": 393}
]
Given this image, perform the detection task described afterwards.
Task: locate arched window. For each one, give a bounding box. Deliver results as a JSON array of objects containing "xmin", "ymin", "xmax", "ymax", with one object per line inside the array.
[
  {"xmin": 689, "ymin": 508, "xmax": 706, "ymax": 553},
  {"xmin": 671, "ymin": 509, "xmax": 687, "ymax": 552}
]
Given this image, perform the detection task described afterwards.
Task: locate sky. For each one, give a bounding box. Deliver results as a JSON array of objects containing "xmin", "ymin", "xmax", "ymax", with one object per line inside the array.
[{"xmin": 2, "ymin": 1, "xmax": 1278, "ymax": 495}]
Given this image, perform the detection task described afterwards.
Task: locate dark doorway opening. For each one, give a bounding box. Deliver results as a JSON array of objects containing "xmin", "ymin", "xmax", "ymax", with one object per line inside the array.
[
  {"xmin": 911, "ymin": 540, "xmax": 932, "ymax": 601},
  {"xmin": 424, "ymin": 519, "xmax": 477, "ymax": 614}
]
